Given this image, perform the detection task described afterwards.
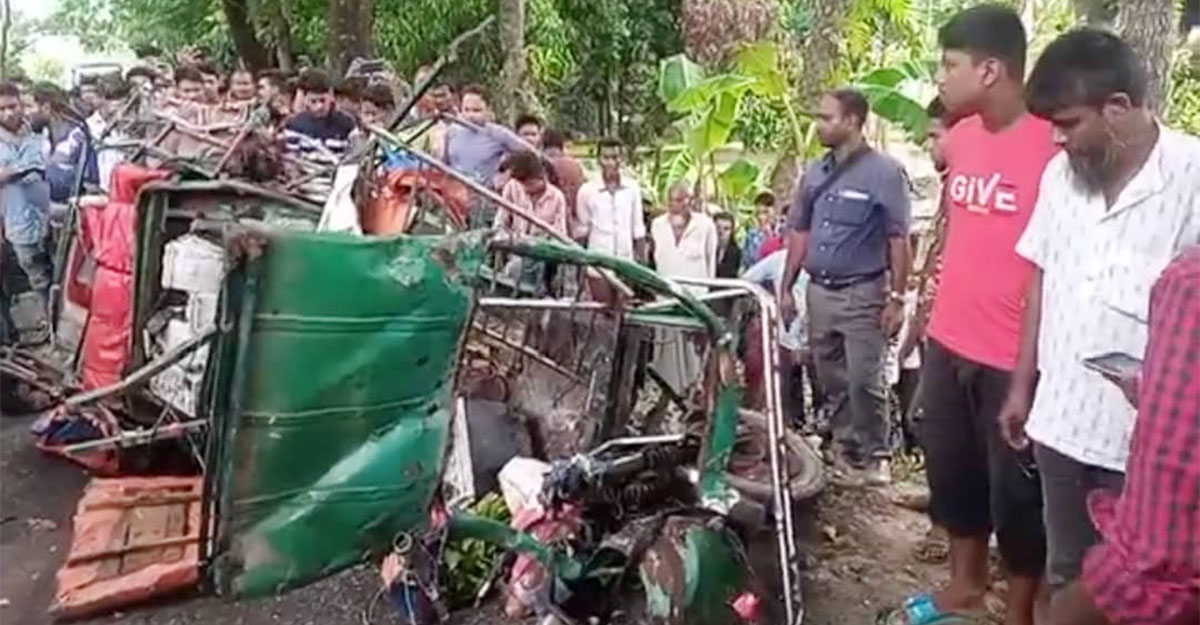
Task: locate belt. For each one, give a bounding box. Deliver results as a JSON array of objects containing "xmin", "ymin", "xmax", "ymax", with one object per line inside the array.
[{"xmin": 811, "ymin": 270, "xmax": 884, "ymax": 290}]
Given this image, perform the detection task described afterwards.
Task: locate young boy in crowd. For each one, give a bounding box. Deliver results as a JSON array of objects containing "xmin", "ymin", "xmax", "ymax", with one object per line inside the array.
[{"xmin": 894, "ymin": 5, "xmax": 1059, "ymax": 624}]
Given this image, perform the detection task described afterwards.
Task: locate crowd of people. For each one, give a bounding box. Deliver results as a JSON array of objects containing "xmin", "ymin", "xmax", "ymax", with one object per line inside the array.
[
  {"xmin": 408, "ymin": 18, "xmax": 1199, "ymax": 623},
  {"xmin": 765, "ymin": 8, "xmax": 1198, "ymax": 625},
  {"xmin": 3, "ymin": 4, "xmax": 1197, "ymax": 624},
  {"xmin": 1, "ymin": 56, "xmax": 421, "ymax": 340}
]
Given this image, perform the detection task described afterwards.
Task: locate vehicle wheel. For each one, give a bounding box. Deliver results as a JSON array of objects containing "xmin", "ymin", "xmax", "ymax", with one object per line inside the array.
[{"xmin": 726, "ymin": 409, "xmax": 826, "ymax": 504}]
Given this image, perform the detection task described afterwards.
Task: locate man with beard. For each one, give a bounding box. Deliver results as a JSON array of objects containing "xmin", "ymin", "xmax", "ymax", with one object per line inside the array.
[
  {"xmin": 999, "ymin": 27, "xmax": 1199, "ymax": 601},
  {"xmin": 779, "ymin": 87, "xmax": 911, "ymax": 487},
  {"xmin": 888, "ymin": 5, "xmax": 1059, "ymax": 625},
  {"xmin": 1, "ymin": 81, "xmax": 52, "ymax": 344},
  {"xmin": 29, "ymin": 82, "xmax": 97, "ymax": 201}
]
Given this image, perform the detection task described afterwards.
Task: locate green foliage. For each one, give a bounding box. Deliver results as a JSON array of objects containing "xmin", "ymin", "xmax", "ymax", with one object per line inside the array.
[
  {"xmin": 659, "ymin": 41, "xmax": 803, "ymax": 164},
  {"xmin": 374, "ymin": 0, "xmax": 499, "ymax": 84},
  {"xmin": 854, "ymin": 59, "xmax": 937, "ymax": 139},
  {"xmin": 1166, "ymin": 48, "xmax": 1200, "ymax": 135},
  {"xmin": 717, "ymin": 159, "xmax": 762, "ymax": 203},
  {"xmin": 734, "ymin": 94, "xmax": 789, "ymax": 152},
  {"xmin": 441, "ymin": 492, "xmax": 512, "ymax": 608},
  {"xmin": 42, "ymin": 0, "xmax": 681, "ymax": 143},
  {"xmin": 548, "ymin": 0, "xmax": 683, "ymax": 146},
  {"xmin": 844, "ymin": 0, "xmax": 922, "ymax": 74},
  {"xmin": 658, "ymin": 53, "xmax": 752, "ymax": 191},
  {"xmin": 658, "ymin": 54, "xmax": 706, "ymax": 107},
  {"xmin": 737, "ymin": 41, "xmax": 789, "ymax": 100},
  {"xmin": 2, "ymin": 11, "xmax": 37, "ymax": 79},
  {"xmin": 48, "ymin": 0, "xmax": 234, "ymax": 61}
]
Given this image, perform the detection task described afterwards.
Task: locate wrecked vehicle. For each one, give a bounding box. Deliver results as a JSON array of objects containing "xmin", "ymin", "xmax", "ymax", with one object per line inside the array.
[
  {"xmin": 1, "ymin": 26, "xmax": 824, "ymax": 625},
  {"xmin": 11, "ymin": 187, "xmax": 821, "ymax": 621}
]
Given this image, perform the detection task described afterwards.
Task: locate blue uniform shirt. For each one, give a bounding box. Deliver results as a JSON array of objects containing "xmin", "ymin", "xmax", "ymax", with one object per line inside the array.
[{"xmin": 786, "ymin": 148, "xmax": 910, "ymax": 286}]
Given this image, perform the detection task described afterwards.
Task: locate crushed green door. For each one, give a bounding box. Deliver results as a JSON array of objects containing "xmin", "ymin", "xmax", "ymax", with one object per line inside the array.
[{"xmin": 207, "ymin": 230, "xmax": 487, "ymax": 596}]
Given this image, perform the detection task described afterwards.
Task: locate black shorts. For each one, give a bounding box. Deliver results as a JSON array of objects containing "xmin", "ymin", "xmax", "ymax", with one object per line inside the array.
[{"xmin": 920, "ymin": 339, "xmax": 1046, "ymax": 577}]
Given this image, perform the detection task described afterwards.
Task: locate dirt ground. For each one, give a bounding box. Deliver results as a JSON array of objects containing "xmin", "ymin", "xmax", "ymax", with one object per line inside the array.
[{"xmin": 1, "ymin": 409, "xmax": 959, "ymax": 625}]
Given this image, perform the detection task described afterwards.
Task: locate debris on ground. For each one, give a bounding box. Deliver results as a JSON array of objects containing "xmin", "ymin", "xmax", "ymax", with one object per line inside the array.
[{"xmin": 25, "ymin": 518, "xmax": 59, "ymax": 532}]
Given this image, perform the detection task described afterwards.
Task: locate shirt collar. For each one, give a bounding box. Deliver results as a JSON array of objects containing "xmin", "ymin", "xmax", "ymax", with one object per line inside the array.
[
  {"xmin": 601, "ymin": 173, "xmax": 627, "ymax": 191},
  {"xmin": 1105, "ymin": 121, "xmax": 1170, "ymax": 218},
  {"xmin": 0, "ymin": 123, "xmax": 32, "ymax": 145},
  {"xmin": 820, "ymin": 152, "xmax": 836, "ymax": 173}
]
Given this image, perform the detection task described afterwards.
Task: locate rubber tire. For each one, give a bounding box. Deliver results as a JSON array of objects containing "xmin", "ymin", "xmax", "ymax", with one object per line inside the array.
[{"xmin": 725, "ymin": 408, "xmax": 826, "ymax": 504}]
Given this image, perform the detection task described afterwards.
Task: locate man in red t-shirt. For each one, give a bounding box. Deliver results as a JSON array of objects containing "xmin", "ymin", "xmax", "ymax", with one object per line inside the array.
[{"xmin": 887, "ymin": 6, "xmax": 1059, "ymax": 625}]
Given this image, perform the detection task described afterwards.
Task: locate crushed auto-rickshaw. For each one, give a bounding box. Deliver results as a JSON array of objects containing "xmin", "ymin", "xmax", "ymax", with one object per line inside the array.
[{"xmin": 0, "ymin": 20, "xmax": 826, "ymax": 625}]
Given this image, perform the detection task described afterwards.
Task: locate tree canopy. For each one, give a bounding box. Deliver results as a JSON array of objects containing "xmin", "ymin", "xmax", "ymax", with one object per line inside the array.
[{"xmin": 8, "ymin": 0, "xmax": 1194, "ymax": 210}]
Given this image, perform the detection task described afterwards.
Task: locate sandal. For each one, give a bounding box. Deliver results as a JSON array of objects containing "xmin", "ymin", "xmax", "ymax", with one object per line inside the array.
[{"xmin": 878, "ymin": 593, "xmax": 989, "ymax": 625}]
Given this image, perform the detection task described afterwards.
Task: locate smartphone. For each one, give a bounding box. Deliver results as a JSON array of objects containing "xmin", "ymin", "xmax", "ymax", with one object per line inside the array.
[{"xmin": 1082, "ymin": 351, "xmax": 1142, "ymax": 378}]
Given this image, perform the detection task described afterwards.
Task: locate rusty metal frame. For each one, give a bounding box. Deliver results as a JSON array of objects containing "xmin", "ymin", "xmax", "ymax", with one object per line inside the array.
[{"xmin": 669, "ymin": 276, "xmax": 804, "ymax": 625}]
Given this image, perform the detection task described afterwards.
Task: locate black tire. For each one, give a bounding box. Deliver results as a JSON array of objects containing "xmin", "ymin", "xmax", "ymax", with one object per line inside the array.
[{"xmin": 726, "ymin": 409, "xmax": 826, "ymax": 504}]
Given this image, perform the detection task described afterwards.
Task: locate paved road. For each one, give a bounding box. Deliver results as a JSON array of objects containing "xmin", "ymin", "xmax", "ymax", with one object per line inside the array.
[{"xmin": 0, "ymin": 413, "xmax": 498, "ymax": 625}]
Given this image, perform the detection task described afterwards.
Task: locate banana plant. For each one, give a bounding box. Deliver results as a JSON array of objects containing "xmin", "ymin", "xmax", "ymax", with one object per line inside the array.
[
  {"xmin": 656, "ymin": 41, "xmax": 803, "ymax": 210},
  {"xmin": 853, "ymin": 58, "xmax": 938, "ymax": 139}
]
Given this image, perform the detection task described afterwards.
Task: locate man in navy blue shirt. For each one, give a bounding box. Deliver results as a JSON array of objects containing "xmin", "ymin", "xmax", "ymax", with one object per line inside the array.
[
  {"xmin": 284, "ymin": 70, "xmax": 357, "ymax": 165},
  {"xmin": 779, "ymin": 88, "xmax": 911, "ymax": 486}
]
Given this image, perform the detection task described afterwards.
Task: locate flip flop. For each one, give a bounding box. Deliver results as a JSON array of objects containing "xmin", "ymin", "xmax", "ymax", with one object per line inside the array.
[{"xmin": 877, "ymin": 593, "xmax": 989, "ymax": 625}]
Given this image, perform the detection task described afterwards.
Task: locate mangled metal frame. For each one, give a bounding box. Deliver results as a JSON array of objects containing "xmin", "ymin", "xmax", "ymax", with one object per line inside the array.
[
  {"xmin": 29, "ymin": 178, "xmax": 324, "ymax": 468},
  {"xmin": 444, "ymin": 230, "xmax": 817, "ymax": 623},
  {"xmin": 3, "ymin": 17, "xmax": 821, "ymax": 619}
]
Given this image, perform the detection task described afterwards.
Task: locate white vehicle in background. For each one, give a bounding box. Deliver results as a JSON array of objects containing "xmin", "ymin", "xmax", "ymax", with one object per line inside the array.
[{"xmin": 71, "ymin": 63, "xmax": 123, "ymax": 88}]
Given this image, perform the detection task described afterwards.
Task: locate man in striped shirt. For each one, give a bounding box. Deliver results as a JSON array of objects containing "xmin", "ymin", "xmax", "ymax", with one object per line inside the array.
[{"xmin": 283, "ymin": 70, "xmax": 356, "ymax": 166}]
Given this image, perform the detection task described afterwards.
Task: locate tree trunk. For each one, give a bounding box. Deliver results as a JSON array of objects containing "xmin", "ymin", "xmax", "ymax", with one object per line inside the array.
[
  {"xmin": 497, "ymin": 0, "xmax": 528, "ymax": 123},
  {"xmin": 1072, "ymin": 0, "xmax": 1116, "ymax": 25},
  {"xmin": 1, "ymin": 0, "xmax": 11, "ymax": 82},
  {"xmin": 1117, "ymin": 0, "xmax": 1178, "ymax": 114},
  {"xmin": 797, "ymin": 0, "xmax": 856, "ymax": 108},
  {"xmin": 1019, "ymin": 0, "xmax": 1036, "ymax": 44},
  {"xmin": 269, "ymin": 0, "xmax": 296, "ymax": 72},
  {"xmin": 328, "ymin": 0, "xmax": 376, "ymax": 78},
  {"xmin": 221, "ymin": 0, "xmax": 271, "ymax": 71}
]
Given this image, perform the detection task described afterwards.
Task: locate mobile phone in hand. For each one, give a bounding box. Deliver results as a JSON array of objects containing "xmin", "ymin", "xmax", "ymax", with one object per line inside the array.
[{"xmin": 1082, "ymin": 351, "xmax": 1142, "ymax": 378}]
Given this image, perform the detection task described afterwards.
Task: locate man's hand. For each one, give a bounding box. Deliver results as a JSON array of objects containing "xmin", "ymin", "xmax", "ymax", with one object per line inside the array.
[
  {"xmin": 380, "ymin": 551, "xmax": 402, "ymax": 588},
  {"xmin": 779, "ymin": 290, "xmax": 797, "ymax": 325},
  {"xmin": 882, "ymin": 299, "xmax": 904, "ymax": 337},
  {"xmin": 997, "ymin": 386, "xmax": 1033, "ymax": 450}
]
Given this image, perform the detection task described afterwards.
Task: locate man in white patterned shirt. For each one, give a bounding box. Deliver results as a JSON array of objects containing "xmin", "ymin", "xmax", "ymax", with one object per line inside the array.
[{"xmin": 998, "ymin": 29, "xmax": 1200, "ymax": 593}]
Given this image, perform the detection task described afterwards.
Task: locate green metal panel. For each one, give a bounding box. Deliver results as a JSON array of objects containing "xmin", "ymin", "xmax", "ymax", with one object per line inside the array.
[
  {"xmin": 680, "ymin": 524, "xmax": 746, "ymax": 624},
  {"xmin": 208, "ymin": 229, "xmax": 487, "ymax": 596},
  {"xmin": 640, "ymin": 518, "xmax": 747, "ymax": 625}
]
